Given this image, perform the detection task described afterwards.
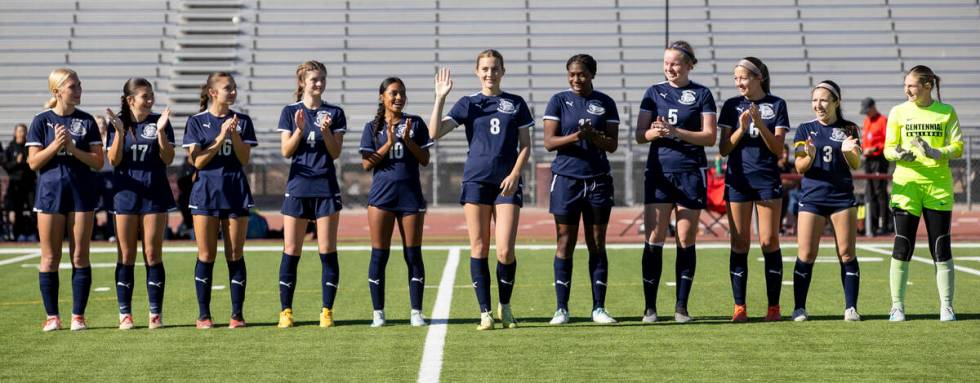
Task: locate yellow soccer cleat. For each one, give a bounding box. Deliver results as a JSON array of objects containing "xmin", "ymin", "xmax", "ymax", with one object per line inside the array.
[
  {"xmin": 476, "ymin": 311, "xmax": 495, "ymax": 331},
  {"xmin": 319, "ymin": 307, "xmax": 334, "ymax": 328},
  {"xmin": 277, "ymin": 308, "xmax": 294, "ymax": 328}
]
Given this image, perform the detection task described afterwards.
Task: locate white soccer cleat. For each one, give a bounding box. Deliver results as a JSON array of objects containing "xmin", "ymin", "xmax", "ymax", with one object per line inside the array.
[
  {"xmin": 940, "ymin": 305, "xmax": 956, "ymax": 322},
  {"xmin": 498, "ymin": 303, "xmax": 518, "ymax": 329},
  {"xmin": 118, "ymin": 313, "xmax": 134, "ymax": 330},
  {"xmin": 70, "ymin": 315, "xmax": 87, "ymax": 331},
  {"xmin": 844, "ymin": 307, "xmax": 861, "ymax": 321},
  {"xmin": 371, "ymin": 310, "xmax": 386, "ymax": 328},
  {"xmin": 410, "ymin": 309, "xmax": 427, "ymax": 327},
  {"xmin": 42, "ymin": 315, "xmax": 61, "ymax": 332},
  {"xmin": 674, "ymin": 308, "xmax": 693, "ymax": 324},
  {"xmin": 591, "ymin": 308, "xmax": 617, "ymax": 324},
  {"xmin": 641, "ymin": 308, "xmax": 659, "ymax": 323},
  {"xmin": 476, "ymin": 311, "xmax": 495, "ymax": 331},
  {"xmin": 792, "ymin": 308, "xmax": 809, "ymax": 322},
  {"xmin": 549, "ymin": 308, "xmax": 570, "ymax": 325},
  {"xmin": 148, "ymin": 313, "xmax": 163, "ymax": 329},
  {"xmin": 888, "ymin": 306, "xmax": 906, "ymax": 322}
]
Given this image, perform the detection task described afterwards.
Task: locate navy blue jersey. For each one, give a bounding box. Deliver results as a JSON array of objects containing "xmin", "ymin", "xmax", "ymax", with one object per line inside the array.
[
  {"xmin": 718, "ymin": 94, "xmax": 790, "ymax": 184},
  {"xmin": 543, "ymin": 89, "xmax": 620, "ymax": 178},
  {"xmin": 794, "ymin": 119, "xmax": 859, "ymax": 205},
  {"xmin": 106, "ymin": 112, "xmax": 176, "ymax": 175},
  {"xmin": 359, "ymin": 114, "xmax": 433, "ymax": 182},
  {"xmin": 26, "ymin": 109, "xmax": 103, "ymax": 181},
  {"xmin": 277, "ymin": 101, "xmax": 347, "ymax": 197},
  {"xmin": 639, "ymin": 81, "xmax": 717, "ymax": 172},
  {"xmin": 446, "ymin": 92, "xmax": 534, "ymax": 184},
  {"xmin": 181, "ymin": 110, "xmax": 258, "ymax": 172}
]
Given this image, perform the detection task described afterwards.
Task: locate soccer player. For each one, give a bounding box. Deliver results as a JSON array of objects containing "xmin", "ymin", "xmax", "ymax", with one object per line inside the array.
[
  {"xmin": 884, "ymin": 65, "xmax": 962, "ymax": 322},
  {"xmin": 105, "ymin": 78, "xmax": 176, "ymax": 330},
  {"xmin": 717, "ymin": 57, "xmax": 789, "ymax": 322},
  {"xmin": 634, "ymin": 41, "xmax": 717, "ymax": 323},
  {"xmin": 542, "ymin": 54, "xmax": 620, "ymax": 325},
  {"xmin": 429, "ymin": 50, "xmax": 533, "ymax": 330},
  {"xmin": 28, "ymin": 68, "xmax": 104, "ymax": 331},
  {"xmin": 791, "ymin": 80, "xmax": 862, "ymax": 322},
  {"xmin": 276, "ymin": 61, "xmax": 346, "ymax": 329},
  {"xmin": 360, "ymin": 77, "xmax": 432, "ymax": 328},
  {"xmin": 182, "ymin": 72, "xmax": 258, "ymax": 329}
]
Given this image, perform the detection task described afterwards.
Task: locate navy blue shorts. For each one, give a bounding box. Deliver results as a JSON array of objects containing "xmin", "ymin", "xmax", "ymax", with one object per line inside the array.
[
  {"xmin": 549, "ymin": 173, "xmax": 614, "ymax": 217},
  {"xmin": 281, "ymin": 195, "xmax": 342, "ymax": 220},
  {"xmin": 644, "ymin": 169, "xmax": 706, "ymax": 210},
  {"xmin": 112, "ymin": 174, "xmax": 177, "ymax": 215},
  {"xmin": 191, "ymin": 208, "xmax": 250, "ymax": 219},
  {"xmin": 33, "ymin": 177, "xmax": 100, "ymax": 214},
  {"xmin": 459, "ymin": 180, "xmax": 523, "ymax": 207},
  {"xmin": 368, "ymin": 180, "xmax": 426, "ymax": 216},
  {"xmin": 797, "ymin": 201, "xmax": 857, "ymax": 217},
  {"xmin": 725, "ymin": 180, "xmax": 783, "ymax": 203}
]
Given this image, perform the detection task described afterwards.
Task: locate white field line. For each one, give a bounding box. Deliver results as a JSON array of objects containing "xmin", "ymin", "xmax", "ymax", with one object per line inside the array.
[
  {"xmin": 417, "ymin": 247, "xmax": 461, "ymax": 383},
  {"xmin": 0, "ymin": 253, "xmax": 40, "ymax": 266},
  {"xmin": 756, "ymin": 256, "xmax": 883, "ymax": 263},
  {"xmin": 857, "ymin": 244, "xmax": 980, "ymax": 277}
]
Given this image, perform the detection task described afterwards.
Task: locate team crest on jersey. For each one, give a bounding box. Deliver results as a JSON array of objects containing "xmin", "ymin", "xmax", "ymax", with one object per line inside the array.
[
  {"xmin": 586, "ymin": 100, "xmax": 606, "ymax": 115},
  {"xmin": 141, "ymin": 123, "xmax": 158, "ymax": 139},
  {"xmin": 69, "ymin": 119, "xmax": 86, "ymax": 136},
  {"xmin": 678, "ymin": 90, "xmax": 697, "ymax": 105},
  {"xmin": 830, "ymin": 128, "xmax": 849, "ymax": 142},
  {"xmin": 759, "ymin": 103, "xmax": 775, "ymax": 119},
  {"xmin": 315, "ymin": 111, "xmax": 331, "ymax": 127},
  {"xmin": 497, "ymin": 99, "xmax": 517, "ymax": 114},
  {"xmin": 395, "ymin": 122, "xmax": 414, "ymax": 138}
]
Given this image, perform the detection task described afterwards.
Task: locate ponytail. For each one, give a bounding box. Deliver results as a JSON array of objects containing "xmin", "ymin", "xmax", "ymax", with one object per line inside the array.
[
  {"xmin": 295, "ymin": 60, "xmax": 327, "ymax": 102},
  {"xmin": 908, "ymin": 65, "xmax": 942, "ymax": 102},
  {"xmin": 120, "ymin": 77, "xmax": 153, "ymax": 125},
  {"xmin": 199, "ymin": 71, "xmax": 234, "ymax": 112}
]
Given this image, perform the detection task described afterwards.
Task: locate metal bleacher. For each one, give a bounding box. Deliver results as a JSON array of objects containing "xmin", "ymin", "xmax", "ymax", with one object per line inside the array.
[{"xmin": 0, "ymin": 0, "xmax": 979, "ymax": 204}]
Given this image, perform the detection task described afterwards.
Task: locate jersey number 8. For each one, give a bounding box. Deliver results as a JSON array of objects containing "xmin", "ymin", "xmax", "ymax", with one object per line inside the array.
[{"xmin": 489, "ymin": 118, "xmax": 501, "ymax": 135}]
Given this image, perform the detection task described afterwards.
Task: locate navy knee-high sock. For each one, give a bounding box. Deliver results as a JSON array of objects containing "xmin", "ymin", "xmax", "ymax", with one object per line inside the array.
[
  {"xmin": 589, "ymin": 251, "xmax": 609, "ymax": 310},
  {"xmin": 841, "ymin": 258, "xmax": 861, "ymax": 310},
  {"xmin": 641, "ymin": 243, "xmax": 663, "ymax": 312},
  {"xmin": 146, "ymin": 263, "xmax": 165, "ymax": 315},
  {"xmin": 71, "ymin": 266, "xmax": 92, "ymax": 316},
  {"xmin": 368, "ymin": 248, "xmax": 390, "ymax": 311},
  {"xmin": 404, "ymin": 246, "xmax": 425, "ymax": 311},
  {"xmin": 554, "ymin": 256, "xmax": 572, "ymax": 311},
  {"xmin": 497, "ymin": 259, "xmax": 517, "ymax": 305},
  {"xmin": 194, "ymin": 260, "xmax": 214, "ymax": 319},
  {"xmin": 470, "ymin": 258, "xmax": 491, "ymax": 313},
  {"xmin": 793, "ymin": 259, "xmax": 814, "ymax": 310},
  {"xmin": 115, "ymin": 263, "xmax": 135, "ymax": 314},
  {"xmin": 278, "ymin": 253, "xmax": 300, "ymax": 310},
  {"xmin": 320, "ymin": 252, "xmax": 340, "ymax": 309},
  {"xmin": 730, "ymin": 251, "xmax": 748, "ymax": 305},
  {"xmin": 675, "ymin": 245, "xmax": 697, "ymax": 309},
  {"xmin": 39, "ymin": 271, "xmax": 59, "ymax": 316},
  {"xmin": 228, "ymin": 258, "xmax": 247, "ymax": 319},
  {"xmin": 763, "ymin": 249, "xmax": 784, "ymax": 307}
]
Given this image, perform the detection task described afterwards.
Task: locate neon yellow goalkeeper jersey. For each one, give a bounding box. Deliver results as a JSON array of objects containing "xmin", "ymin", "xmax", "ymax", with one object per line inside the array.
[{"xmin": 884, "ymin": 100, "xmax": 963, "ymax": 183}]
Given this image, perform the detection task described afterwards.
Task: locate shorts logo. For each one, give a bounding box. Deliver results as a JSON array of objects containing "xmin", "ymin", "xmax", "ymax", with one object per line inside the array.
[
  {"xmin": 586, "ymin": 100, "xmax": 606, "ymax": 115},
  {"xmin": 830, "ymin": 128, "xmax": 849, "ymax": 142},
  {"xmin": 759, "ymin": 103, "xmax": 775, "ymax": 119},
  {"xmin": 497, "ymin": 99, "xmax": 517, "ymax": 114},
  {"xmin": 678, "ymin": 90, "xmax": 697, "ymax": 105},
  {"xmin": 315, "ymin": 111, "xmax": 331, "ymax": 127},
  {"xmin": 141, "ymin": 123, "xmax": 158, "ymax": 139},
  {"xmin": 69, "ymin": 119, "xmax": 86, "ymax": 136}
]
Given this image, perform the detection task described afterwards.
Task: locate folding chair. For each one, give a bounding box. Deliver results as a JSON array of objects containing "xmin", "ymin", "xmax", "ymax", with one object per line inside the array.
[{"xmin": 700, "ymin": 167, "xmax": 729, "ymax": 237}]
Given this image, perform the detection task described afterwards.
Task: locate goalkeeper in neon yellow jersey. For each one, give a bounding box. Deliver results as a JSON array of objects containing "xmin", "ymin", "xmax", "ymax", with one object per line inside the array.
[{"xmin": 884, "ymin": 65, "xmax": 962, "ymax": 322}]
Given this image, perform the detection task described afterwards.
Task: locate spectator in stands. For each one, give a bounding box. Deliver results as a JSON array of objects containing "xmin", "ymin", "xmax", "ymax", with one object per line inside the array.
[
  {"xmin": 3, "ymin": 123, "xmax": 37, "ymax": 241},
  {"xmin": 717, "ymin": 57, "xmax": 790, "ymax": 322},
  {"xmin": 541, "ymin": 54, "xmax": 620, "ymax": 325},
  {"xmin": 105, "ymin": 78, "xmax": 176, "ymax": 330},
  {"xmin": 274, "ymin": 60, "xmax": 346, "ymax": 329},
  {"xmin": 884, "ymin": 65, "xmax": 963, "ymax": 322},
  {"xmin": 791, "ymin": 80, "xmax": 862, "ymax": 322},
  {"xmin": 359, "ymin": 77, "xmax": 432, "ymax": 328},
  {"xmin": 860, "ymin": 97, "xmax": 891, "ymax": 236},
  {"xmin": 183, "ymin": 71, "xmax": 258, "ymax": 329},
  {"xmin": 429, "ymin": 49, "xmax": 533, "ymax": 330},
  {"xmin": 634, "ymin": 41, "xmax": 717, "ymax": 324},
  {"xmin": 29, "ymin": 68, "xmax": 105, "ymax": 331}
]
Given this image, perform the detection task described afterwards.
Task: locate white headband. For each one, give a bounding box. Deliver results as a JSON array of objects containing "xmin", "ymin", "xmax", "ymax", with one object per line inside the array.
[
  {"xmin": 814, "ymin": 82, "xmax": 840, "ymax": 100},
  {"xmin": 736, "ymin": 59, "xmax": 763, "ymax": 78}
]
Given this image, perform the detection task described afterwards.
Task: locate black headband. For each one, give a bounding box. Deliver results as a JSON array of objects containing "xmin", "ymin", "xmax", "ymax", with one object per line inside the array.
[{"xmin": 669, "ymin": 44, "xmax": 696, "ymax": 62}]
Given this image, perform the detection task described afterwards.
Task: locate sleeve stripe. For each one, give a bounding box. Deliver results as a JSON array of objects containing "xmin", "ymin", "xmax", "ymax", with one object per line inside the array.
[
  {"xmin": 276, "ymin": 129, "xmax": 291, "ymax": 133},
  {"xmin": 639, "ymin": 108, "xmax": 653, "ymax": 113},
  {"xmin": 182, "ymin": 143, "xmax": 197, "ymax": 148},
  {"xmin": 543, "ymin": 115, "xmax": 560, "ymax": 121},
  {"xmin": 442, "ymin": 116, "xmax": 458, "ymax": 125},
  {"xmin": 775, "ymin": 125, "xmax": 790, "ymax": 130},
  {"xmin": 243, "ymin": 140, "xmax": 258, "ymax": 144},
  {"xmin": 26, "ymin": 142, "xmax": 42, "ymax": 147},
  {"xmin": 718, "ymin": 124, "xmax": 733, "ymax": 130},
  {"xmin": 420, "ymin": 141, "xmax": 435, "ymax": 149},
  {"xmin": 333, "ymin": 129, "xmax": 347, "ymax": 133},
  {"xmin": 702, "ymin": 112, "xmax": 717, "ymax": 115},
  {"xmin": 607, "ymin": 119, "xmax": 620, "ymax": 123},
  {"xmin": 518, "ymin": 122, "xmax": 534, "ymax": 129},
  {"xmin": 89, "ymin": 141, "xmax": 103, "ymax": 145},
  {"xmin": 359, "ymin": 146, "xmax": 375, "ymax": 152}
]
